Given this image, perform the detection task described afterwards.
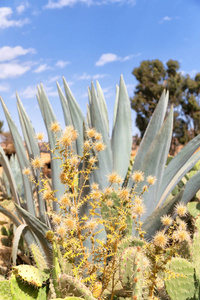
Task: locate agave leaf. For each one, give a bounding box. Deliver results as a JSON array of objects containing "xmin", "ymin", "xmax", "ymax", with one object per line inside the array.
[
  {"xmin": 113, "ymin": 84, "xmax": 119, "ymax": 130},
  {"xmin": 96, "ymin": 80, "xmax": 109, "ymax": 133},
  {"xmin": 90, "ymin": 82, "xmax": 112, "ymax": 189},
  {"xmin": 15, "ymin": 204, "xmax": 52, "ymax": 266},
  {"xmin": 133, "ymin": 106, "xmax": 173, "ymax": 227},
  {"xmin": 130, "ymin": 90, "xmax": 168, "ymax": 178},
  {"xmin": 0, "ymin": 145, "xmax": 21, "ymax": 208},
  {"xmin": 86, "ymin": 103, "xmax": 91, "ymax": 128},
  {"xmin": 63, "ymin": 77, "xmax": 85, "ymax": 156},
  {"xmin": 57, "ymin": 82, "xmax": 73, "ymax": 127},
  {"xmin": 0, "ymin": 204, "xmax": 38, "ymax": 251},
  {"xmin": 156, "ymin": 134, "xmax": 200, "ymax": 208},
  {"xmin": 142, "ymin": 189, "xmax": 184, "ymax": 240},
  {"xmin": 111, "ymin": 75, "xmax": 132, "ymax": 180},
  {"xmin": 87, "ymin": 86, "xmax": 91, "ymax": 104},
  {"xmin": 12, "ymin": 224, "xmax": 28, "ymax": 265},
  {"xmin": 181, "ymin": 168, "xmax": 200, "ymax": 204},
  {"xmin": 16, "ymin": 93, "xmax": 40, "ymax": 159},
  {"xmin": 16, "ymin": 94, "xmax": 48, "ymax": 225},
  {"xmin": 37, "ymin": 84, "xmax": 65, "ymax": 212},
  {"xmin": 0, "ymin": 97, "xmax": 36, "ymax": 217}
]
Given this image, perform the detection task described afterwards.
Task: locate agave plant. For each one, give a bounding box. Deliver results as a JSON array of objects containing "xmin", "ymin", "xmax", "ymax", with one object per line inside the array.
[{"xmin": 0, "ymin": 75, "xmax": 200, "ymax": 267}]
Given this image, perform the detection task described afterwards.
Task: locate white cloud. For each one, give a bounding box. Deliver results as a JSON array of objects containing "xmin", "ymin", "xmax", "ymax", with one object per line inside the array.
[
  {"xmin": 180, "ymin": 69, "xmax": 198, "ymax": 78},
  {"xmin": 15, "ymin": 85, "xmax": 37, "ymax": 99},
  {"xmin": 95, "ymin": 53, "xmax": 140, "ymax": 66},
  {"xmin": 0, "ymin": 62, "xmax": 31, "ymax": 79},
  {"xmin": 95, "ymin": 53, "xmax": 120, "ymax": 66},
  {"xmin": 0, "ymin": 7, "xmax": 29, "ymax": 29},
  {"xmin": 16, "ymin": 3, "xmax": 29, "ymax": 14},
  {"xmin": 33, "ymin": 64, "xmax": 51, "ymax": 73},
  {"xmin": 77, "ymin": 72, "xmax": 108, "ymax": 80},
  {"xmin": 44, "ymin": 0, "xmax": 92, "ymax": 9},
  {"xmin": 0, "ymin": 46, "xmax": 35, "ymax": 62},
  {"xmin": 55, "ymin": 60, "xmax": 70, "ymax": 68},
  {"xmin": 44, "ymin": 0, "xmax": 136, "ymax": 9},
  {"xmin": 159, "ymin": 16, "xmax": 172, "ymax": 23},
  {"xmin": 15, "ymin": 84, "xmax": 58, "ymax": 99}
]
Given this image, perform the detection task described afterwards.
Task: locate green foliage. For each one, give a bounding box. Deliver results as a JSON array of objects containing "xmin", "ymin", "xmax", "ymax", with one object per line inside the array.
[
  {"xmin": 165, "ymin": 216, "xmax": 200, "ymax": 300},
  {"xmin": 131, "ymin": 59, "xmax": 200, "ymax": 145}
]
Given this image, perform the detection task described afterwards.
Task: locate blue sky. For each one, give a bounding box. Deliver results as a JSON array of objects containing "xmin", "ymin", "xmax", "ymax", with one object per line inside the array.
[{"xmin": 0, "ymin": 0, "xmax": 200, "ymax": 139}]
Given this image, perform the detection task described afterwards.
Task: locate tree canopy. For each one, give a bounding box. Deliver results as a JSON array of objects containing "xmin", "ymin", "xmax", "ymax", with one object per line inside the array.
[{"xmin": 131, "ymin": 59, "xmax": 200, "ymax": 146}]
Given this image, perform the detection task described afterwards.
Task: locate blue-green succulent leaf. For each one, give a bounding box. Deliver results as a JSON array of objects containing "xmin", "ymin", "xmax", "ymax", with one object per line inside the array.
[
  {"xmin": 15, "ymin": 204, "xmax": 52, "ymax": 266},
  {"xmin": 90, "ymin": 82, "xmax": 112, "ymax": 189},
  {"xmin": 133, "ymin": 105, "xmax": 173, "ymax": 229},
  {"xmin": 111, "ymin": 75, "xmax": 132, "ymax": 180},
  {"xmin": 37, "ymin": 84, "xmax": 65, "ymax": 212},
  {"xmin": 16, "ymin": 94, "xmax": 48, "ymax": 225},
  {"xmin": 0, "ymin": 97, "xmax": 36, "ymax": 217},
  {"xmin": 142, "ymin": 189, "xmax": 184, "ymax": 240},
  {"xmin": 156, "ymin": 134, "xmax": 200, "ymax": 208},
  {"xmin": 113, "ymin": 84, "xmax": 119, "ymax": 130},
  {"xmin": 12, "ymin": 224, "xmax": 28, "ymax": 266},
  {"xmin": 96, "ymin": 80, "xmax": 109, "ymax": 133},
  {"xmin": 131, "ymin": 90, "xmax": 168, "ymax": 175},
  {"xmin": 181, "ymin": 168, "xmax": 200, "ymax": 204},
  {"xmin": 63, "ymin": 77, "xmax": 85, "ymax": 156}
]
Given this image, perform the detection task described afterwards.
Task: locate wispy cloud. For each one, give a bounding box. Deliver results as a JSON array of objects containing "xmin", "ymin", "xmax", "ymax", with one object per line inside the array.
[
  {"xmin": 180, "ymin": 69, "xmax": 198, "ymax": 78},
  {"xmin": 33, "ymin": 64, "xmax": 51, "ymax": 73},
  {"xmin": 14, "ymin": 85, "xmax": 37, "ymax": 99},
  {"xmin": 0, "ymin": 62, "xmax": 32, "ymax": 79},
  {"xmin": 0, "ymin": 7, "xmax": 30, "ymax": 29},
  {"xmin": 0, "ymin": 46, "xmax": 35, "ymax": 62},
  {"xmin": 55, "ymin": 60, "xmax": 70, "ymax": 68},
  {"xmin": 14, "ymin": 83, "xmax": 58, "ymax": 99},
  {"xmin": 159, "ymin": 16, "xmax": 172, "ymax": 23},
  {"xmin": 44, "ymin": 0, "xmax": 136, "ymax": 9},
  {"xmin": 77, "ymin": 72, "xmax": 108, "ymax": 80},
  {"xmin": 16, "ymin": 2, "xmax": 30, "ymax": 14},
  {"xmin": 95, "ymin": 53, "xmax": 140, "ymax": 66}
]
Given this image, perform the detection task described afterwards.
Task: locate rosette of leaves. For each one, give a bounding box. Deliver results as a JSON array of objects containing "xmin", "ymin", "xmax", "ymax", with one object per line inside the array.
[{"xmin": 0, "ymin": 75, "xmax": 199, "ymax": 270}]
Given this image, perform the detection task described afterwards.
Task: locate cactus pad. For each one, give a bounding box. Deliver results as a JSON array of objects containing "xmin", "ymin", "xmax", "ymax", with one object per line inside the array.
[
  {"xmin": 12, "ymin": 265, "xmax": 49, "ymax": 287},
  {"xmin": 10, "ymin": 274, "xmax": 47, "ymax": 300},
  {"xmin": 0, "ymin": 280, "xmax": 12, "ymax": 299},
  {"xmin": 165, "ymin": 257, "xmax": 195, "ymax": 300},
  {"xmin": 187, "ymin": 201, "xmax": 200, "ymax": 218}
]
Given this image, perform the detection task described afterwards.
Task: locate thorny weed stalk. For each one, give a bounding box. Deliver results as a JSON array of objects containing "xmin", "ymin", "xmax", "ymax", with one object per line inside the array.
[{"xmin": 23, "ymin": 123, "xmax": 191, "ymax": 299}]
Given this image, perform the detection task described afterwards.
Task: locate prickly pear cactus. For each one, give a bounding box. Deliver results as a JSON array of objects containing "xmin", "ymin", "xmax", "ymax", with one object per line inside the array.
[
  {"xmin": 58, "ymin": 274, "xmax": 95, "ymax": 300},
  {"xmin": 10, "ymin": 273, "xmax": 47, "ymax": 300},
  {"xmin": 187, "ymin": 201, "xmax": 200, "ymax": 218},
  {"xmin": 12, "ymin": 265, "xmax": 49, "ymax": 287},
  {"xmin": 192, "ymin": 216, "xmax": 200, "ymax": 279},
  {"xmin": 165, "ymin": 257, "xmax": 196, "ymax": 300},
  {"xmin": 0, "ymin": 280, "xmax": 12, "ymax": 299},
  {"xmin": 119, "ymin": 247, "xmax": 145, "ymax": 299}
]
